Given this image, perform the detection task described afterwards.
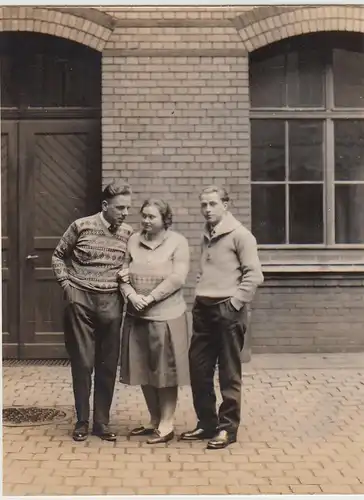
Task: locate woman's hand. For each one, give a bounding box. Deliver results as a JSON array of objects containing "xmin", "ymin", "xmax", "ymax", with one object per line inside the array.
[
  {"xmin": 128, "ymin": 293, "xmax": 150, "ymax": 311},
  {"xmin": 143, "ymin": 295, "xmax": 154, "ymax": 307}
]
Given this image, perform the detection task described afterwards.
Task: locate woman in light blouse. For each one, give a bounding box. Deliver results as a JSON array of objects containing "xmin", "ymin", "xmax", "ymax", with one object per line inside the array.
[{"xmin": 119, "ymin": 199, "xmax": 190, "ymax": 444}]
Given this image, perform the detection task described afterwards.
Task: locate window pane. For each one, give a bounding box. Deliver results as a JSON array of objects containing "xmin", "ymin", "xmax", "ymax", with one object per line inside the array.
[
  {"xmin": 289, "ymin": 185, "xmax": 323, "ymax": 244},
  {"xmin": 250, "ymin": 49, "xmax": 325, "ymax": 108},
  {"xmin": 335, "ymin": 120, "xmax": 364, "ymax": 181},
  {"xmin": 335, "ymin": 185, "xmax": 364, "ymax": 243},
  {"xmin": 250, "ymin": 54, "xmax": 285, "ymax": 108},
  {"xmin": 334, "ymin": 49, "xmax": 364, "ymax": 107},
  {"xmin": 0, "ymin": 56, "xmax": 17, "ymax": 107},
  {"xmin": 252, "ymin": 185, "xmax": 285, "ymax": 244},
  {"xmin": 251, "ymin": 120, "xmax": 285, "ymax": 182},
  {"xmin": 287, "ymin": 50, "xmax": 325, "ymax": 107},
  {"xmin": 289, "ymin": 120, "xmax": 323, "ymax": 181}
]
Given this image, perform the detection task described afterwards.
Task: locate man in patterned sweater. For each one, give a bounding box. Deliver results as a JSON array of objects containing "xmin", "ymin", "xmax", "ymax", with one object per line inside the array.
[{"xmin": 52, "ymin": 181, "xmax": 133, "ymax": 442}]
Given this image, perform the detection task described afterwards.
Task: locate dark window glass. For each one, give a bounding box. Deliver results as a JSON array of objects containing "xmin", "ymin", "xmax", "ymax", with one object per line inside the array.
[
  {"xmin": 335, "ymin": 185, "xmax": 364, "ymax": 243},
  {"xmin": 0, "ymin": 32, "xmax": 101, "ymax": 109},
  {"xmin": 335, "ymin": 120, "xmax": 364, "ymax": 181},
  {"xmin": 289, "ymin": 120, "xmax": 323, "ymax": 181},
  {"xmin": 28, "ymin": 52, "xmax": 101, "ymax": 108},
  {"xmin": 333, "ymin": 49, "xmax": 364, "ymax": 108},
  {"xmin": 252, "ymin": 184, "xmax": 285, "ymax": 244},
  {"xmin": 251, "ymin": 120, "xmax": 285, "ymax": 182},
  {"xmin": 250, "ymin": 54, "xmax": 286, "ymax": 108},
  {"xmin": 289, "ymin": 185, "xmax": 323, "ymax": 244},
  {"xmin": 0, "ymin": 56, "xmax": 17, "ymax": 108},
  {"xmin": 251, "ymin": 33, "xmax": 364, "ymax": 246},
  {"xmin": 250, "ymin": 48, "xmax": 325, "ymax": 108},
  {"xmin": 286, "ymin": 50, "xmax": 325, "ymax": 107}
]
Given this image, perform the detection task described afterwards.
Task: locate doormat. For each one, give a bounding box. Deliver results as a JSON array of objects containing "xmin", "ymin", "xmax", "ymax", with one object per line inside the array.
[{"xmin": 3, "ymin": 406, "xmax": 73, "ymax": 427}]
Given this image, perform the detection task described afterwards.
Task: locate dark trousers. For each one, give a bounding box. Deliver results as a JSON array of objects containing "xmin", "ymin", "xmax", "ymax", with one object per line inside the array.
[
  {"xmin": 63, "ymin": 287, "xmax": 123, "ymax": 425},
  {"xmin": 189, "ymin": 298, "xmax": 246, "ymax": 435}
]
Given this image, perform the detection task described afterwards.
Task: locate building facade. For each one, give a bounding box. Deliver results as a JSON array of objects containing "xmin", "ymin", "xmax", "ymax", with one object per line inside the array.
[{"xmin": 1, "ymin": 5, "xmax": 364, "ymax": 358}]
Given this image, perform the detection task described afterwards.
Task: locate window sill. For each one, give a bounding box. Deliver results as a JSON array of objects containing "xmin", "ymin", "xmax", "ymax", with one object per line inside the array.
[
  {"xmin": 259, "ymin": 247, "xmax": 364, "ymax": 274},
  {"xmin": 262, "ymin": 264, "xmax": 364, "ymax": 273}
]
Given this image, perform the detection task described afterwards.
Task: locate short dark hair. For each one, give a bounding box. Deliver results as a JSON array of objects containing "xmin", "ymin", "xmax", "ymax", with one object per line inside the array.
[
  {"xmin": 140, "ymin": 198, "xmax": 173, "ymax": 229},
  {"xmin": 102, "ymin": 181, "xmax": 132, "ymax": 201},
  {"xmin": 199, "ymin": 185, "xmax": 229, "ymax": 203}
]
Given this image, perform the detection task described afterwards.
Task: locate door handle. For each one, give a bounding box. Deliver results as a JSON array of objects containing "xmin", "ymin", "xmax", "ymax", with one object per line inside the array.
[{"xmin": 26, "ymin": 254, "xmax": 39, "ymax": 260}]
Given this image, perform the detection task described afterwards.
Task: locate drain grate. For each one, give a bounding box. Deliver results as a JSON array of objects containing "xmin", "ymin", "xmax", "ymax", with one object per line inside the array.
[
  {"xmin": 3, "ymin": 359, "xmax": 70, "ymax": 367},
  {"xmin": 3, "ymin": 406, "xmax": 72, "ymax": 426}
]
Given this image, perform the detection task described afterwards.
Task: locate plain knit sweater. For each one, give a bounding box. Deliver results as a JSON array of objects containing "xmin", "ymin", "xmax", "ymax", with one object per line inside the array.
[
  {"xmin": 52, "ymin": 213, "xmax": 133, "ymax": 292},
  {"xmin": 120, "ymin": 230, "xmax": 190, "ymax": 321},
  {"xmin": 195, "ymin": 212, "xmax": 264, "ymax": 308}
]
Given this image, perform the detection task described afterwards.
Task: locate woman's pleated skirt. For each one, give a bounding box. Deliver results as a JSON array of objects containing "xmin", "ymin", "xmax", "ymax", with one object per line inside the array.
[{"xmin": 120, "ymin": 312, "xmax": 190, "ymax": 388}]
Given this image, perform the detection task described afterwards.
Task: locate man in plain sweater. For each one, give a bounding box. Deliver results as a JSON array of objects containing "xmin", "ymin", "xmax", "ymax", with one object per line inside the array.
[
  {"xmin": 180, "ymin": 185, "xmax": 264, "ymax": 449},
  {"xmin": 52, "ymin": 181, "xmax": 133, "ymax": 442}
]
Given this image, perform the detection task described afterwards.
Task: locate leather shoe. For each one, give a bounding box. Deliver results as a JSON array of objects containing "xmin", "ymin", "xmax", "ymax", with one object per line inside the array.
[
  {"xmin": 179, "ymin": 427, "xmax": 217, "ymax": 441},
  {"xmin": 206, "ymin": 430, "xmax": 237, "ymax": 449},
  {"xmin": 129, "ymin": 426, "xmax": 156, "ymax": 437},
  {"xmin": 92, "ymin": 423, "xmax": 117, "ymax": 442},
  {"xmin": 146, "ymin": 430, "xmax": 174, "ymax": 445},
  {"xmin": 72, "ymin": 421, "xmax": 89, "ymax": 442}
]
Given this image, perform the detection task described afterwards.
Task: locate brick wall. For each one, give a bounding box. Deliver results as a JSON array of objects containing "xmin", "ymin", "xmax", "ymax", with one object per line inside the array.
[
  {"xmin": 101, "ymin": 51, "xmax": 250, "ymax": 300},
  {"xmin": 3, "ymin": 5, "xmax": 364, "ymax": 354},
  {"xmin": 97, "ymin": 5, "xmax": 364, "ymax": 353},
  {"xmin": 251, "ymin": 276, "xmax": 364, "ymax": 353},
  {"xmin": 98, "ymin": 6, "xmax": 253, "ymax": 20}
]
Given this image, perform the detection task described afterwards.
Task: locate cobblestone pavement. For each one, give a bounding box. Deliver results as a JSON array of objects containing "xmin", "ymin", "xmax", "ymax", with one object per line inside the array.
[{"xmin": 3, "ymin": 353, "xmax": 364, "ymax": 496}]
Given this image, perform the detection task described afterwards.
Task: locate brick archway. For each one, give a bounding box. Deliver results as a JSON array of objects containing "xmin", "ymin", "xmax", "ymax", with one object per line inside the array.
[
  {"xmin": 0, "ymin": 6, "xmax": 115, "ymax": 51},
  {"xmin": 235, "ymin": 5, "xmax": 364, "ymax": 52}
]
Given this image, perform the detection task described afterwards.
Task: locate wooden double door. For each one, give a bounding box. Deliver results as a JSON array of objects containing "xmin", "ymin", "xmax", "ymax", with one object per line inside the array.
[
  {"xmin": 1, "ymin": 30, "xmax": 102, "ymax": 358},
  {"xmin": 1, "ymin": 119, "xmax": 101, "ymax": 358}
]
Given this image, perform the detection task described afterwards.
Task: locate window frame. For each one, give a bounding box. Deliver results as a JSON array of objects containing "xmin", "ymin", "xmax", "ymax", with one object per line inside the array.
[{"xmin": 250, "ymin": 36, "xmax": 364, "ymax": 257}]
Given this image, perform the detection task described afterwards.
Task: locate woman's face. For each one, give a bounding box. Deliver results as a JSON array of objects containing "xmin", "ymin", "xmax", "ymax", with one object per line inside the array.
[{"xmin": 141, "ymin": 204, "xmax": 164, "ymax": 235}]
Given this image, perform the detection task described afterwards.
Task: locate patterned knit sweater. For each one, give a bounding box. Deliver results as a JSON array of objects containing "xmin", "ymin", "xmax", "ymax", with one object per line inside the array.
[
  {"xmin": 52, "ymin": 213, "xmax": 133, "ymax": 293},
  {"xmin": 120, "ymin": 230, "xmax": 190, "ymax": 321}
]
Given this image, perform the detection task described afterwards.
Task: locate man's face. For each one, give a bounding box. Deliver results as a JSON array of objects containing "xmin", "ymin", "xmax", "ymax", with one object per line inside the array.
[
  {"xmin": 102, "ymin": 194, "xmax": 131, "ymax": 226},
  {"xmin": 200, "ymin": 192, "xmax": 228, "ymax": 226}
]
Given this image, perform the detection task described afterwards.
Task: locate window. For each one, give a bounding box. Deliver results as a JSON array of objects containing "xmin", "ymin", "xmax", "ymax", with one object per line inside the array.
[
  {"xmin": 0, "ymin": 32, "xmax": 101, "ymax": 109},
  {"xmin": 250, "ymin": 33, "xmax": 364, "ymax": 246}
]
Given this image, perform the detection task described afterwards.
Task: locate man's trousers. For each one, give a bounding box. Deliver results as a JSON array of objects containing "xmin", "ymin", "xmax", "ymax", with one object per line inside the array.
[
  {"xmin": 63, "ymin": 286, "xmax": 123, "ymax": 425},
  {"xmin": 189, "ymin": 298, "xmax": 247, "ymax": 435}
]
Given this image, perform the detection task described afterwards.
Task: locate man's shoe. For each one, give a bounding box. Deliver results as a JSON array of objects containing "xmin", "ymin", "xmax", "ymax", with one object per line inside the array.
[
  {"xmin": 146, "ymin": 430, "xmax": 174, "ymax": 445},
  {"xmin": 130, "ymin": 426, "xmax": 156, "ymax": 437},
  {"xmin": 179, "ymin": 427, "xmax": 217, "ymax": 441},
  {"xmin": 92, "ymin": 423, "xmax": 117, "ymax": 442},
  {"xmin": 72, "ymin": 421, "xmax": 89, "ymax": 442},
  {"xmin": 206, "ymin": 430, "xmax": 237, "ymax": 450}
]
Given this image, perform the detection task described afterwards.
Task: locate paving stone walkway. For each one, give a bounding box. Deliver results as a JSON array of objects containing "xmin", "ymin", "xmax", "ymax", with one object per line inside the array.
[{"xmin": 3, "ymin": 353, "xmax": 364, "ymax": 496}]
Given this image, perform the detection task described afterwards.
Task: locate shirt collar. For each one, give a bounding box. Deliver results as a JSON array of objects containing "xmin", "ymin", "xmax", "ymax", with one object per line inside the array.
[
  {"xmin": 139, "ymin": 229, "xmax": 169, "ymax": 250},
  {"xmin": 99, "ymin": 212, "xmax": 111, "ymax": 229},
  {"xmin": 203, "ymin": 212, "xmax": 241, "ymax": 240}
]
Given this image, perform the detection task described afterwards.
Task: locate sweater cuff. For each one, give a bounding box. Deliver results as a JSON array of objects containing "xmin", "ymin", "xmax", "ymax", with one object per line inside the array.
[
  {"xmin": 59, "ymin": 279, "xmax": 70, "ymax": 289},
  {"xmin": 149, "ymin": 291, "xmax": 159, "ymax": 303}
]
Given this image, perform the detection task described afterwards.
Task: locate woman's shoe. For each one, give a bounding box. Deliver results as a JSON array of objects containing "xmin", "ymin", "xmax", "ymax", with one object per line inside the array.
[
  {"xmin": 146, "ymin": 430, "xmax": 174, "ymax": 444},
  {"xmin": 129, "ymin": 426, "xmax": 156, "ymax": 437}
]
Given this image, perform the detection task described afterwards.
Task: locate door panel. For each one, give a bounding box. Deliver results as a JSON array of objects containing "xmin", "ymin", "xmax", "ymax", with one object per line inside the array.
[
  {"xmin": 1, "ymin": 31, "xmax": 102, "ymax": 359},
  {"xmin": 1, "ymin": 122, "xmax": 19, "ymax": 357},
  {"xmin": 18, "ymin": 119, "xmax": 101, "ymax": 358}
]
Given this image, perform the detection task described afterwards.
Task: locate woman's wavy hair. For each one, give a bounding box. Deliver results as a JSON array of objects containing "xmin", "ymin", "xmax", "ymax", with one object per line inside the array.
[{"xmin": 140, "ymin": 198, "xmax": 173, "ymax": 230}]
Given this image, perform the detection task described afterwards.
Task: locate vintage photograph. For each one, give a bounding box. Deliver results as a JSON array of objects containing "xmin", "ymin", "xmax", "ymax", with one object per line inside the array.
[{"xmin": 1, "ymin": 3, "xmax": 364, "ymax": 496}]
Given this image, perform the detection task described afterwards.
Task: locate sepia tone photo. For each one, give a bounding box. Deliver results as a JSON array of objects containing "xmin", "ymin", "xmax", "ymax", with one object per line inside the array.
[{"xmin": 1, "ymin": 3, "xmax": 364, "ymax": 496}]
